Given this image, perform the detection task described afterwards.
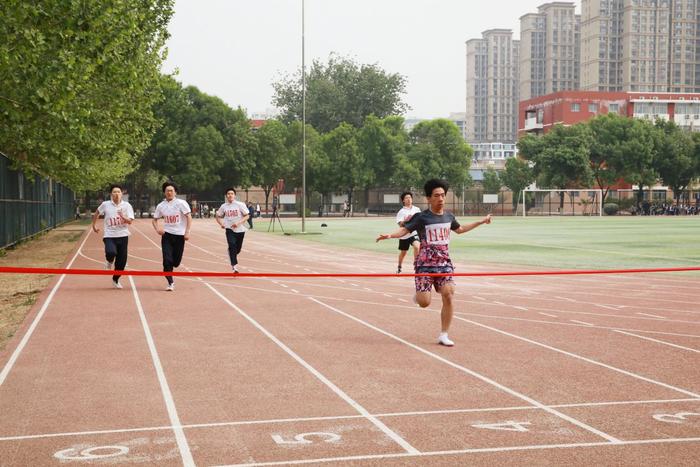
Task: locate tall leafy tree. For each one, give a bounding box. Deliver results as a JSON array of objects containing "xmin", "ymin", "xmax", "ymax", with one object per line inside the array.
[
  {"xmin": 251, "ymin": 119, "xmax": 294, "ymax": 210},
  {"xmin": 407, "ymin": 119, "xmax": 473, "ymax": 191},
  {"xmin": 357, "ymin": 115, "xmax": 409, "ymax": 189},
  {"xmin": 615, "ymin": 118, "xmax": 658, "ymax": 207},
  {"xmin": 499, "ymin": 157, "xmax": 534, "ymax": 213},
  {"xmin": 284, "ymin": 121, "xmax": 328, "ymax": 207},
  {"xmin": 322, "ymin": 123, "xmax": 369, "ymax": 211},
  {"xmin": 653, "ymin": 120, "xmax": 697, "ymax": 205},
  {"xmin": 272, "ymin": 54, "xmax": 409, "ymax": 133},
  {"xmin": 145, "ymin": 78, "xmax": 254, "ymax": 194},
  {"xmin": 588, "ymin": 114, "xmax": 632, "ymax": 201},
  {"xmin": 0, "ymin": 0, "xmax": 174, "ymax": 190},
  {"xmin": 482, "ymin": 167, "xmax": 502, "ymax": 194},
  {"xmin": 522, "ymin": 123, "xmax": 594, "ymax": 209}
]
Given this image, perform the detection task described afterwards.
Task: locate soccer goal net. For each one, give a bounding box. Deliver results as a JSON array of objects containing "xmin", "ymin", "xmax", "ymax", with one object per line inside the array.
[{"xmin": 517, "ymin": 189, "xmax": 602, "ymax": 217}]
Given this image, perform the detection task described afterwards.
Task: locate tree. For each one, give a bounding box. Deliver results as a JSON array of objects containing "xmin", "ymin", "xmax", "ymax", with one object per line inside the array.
[
  {"xmin": 284, "ymin": 121, "xmax": 329, "ymax": 209},
  {"xmin": 615, "ymin": 118, "xmax": 658, "ymax": 208},
  {"xmin": 272, "ymin": 54, "xmax": 409, "ymax": 133},
  {"xmin": 588, "ymin": 114, "xmax": 632, "ymax": 202},
  {"xmin": 251, "ymin": 120, "xmax": 294, "ymax": 211},
  {"xmin": 522, "ymin": 123, "xmax": 594, "ymax": 210},
  {"xmin": 322, "ymin": 123, "xmax": 369, "ymax": 213},
  {"xmin": 407, "ymin": 119, "xmax": 473, "ymax": 191},
  {"xmin": 357, "ymin": 115, "xmax": 409, "ymax": 188},
  {"xmin": 499, "ymin": 157, "xmax": 534, "ymax": 213},
  {"xmin": 482, "ymin": 167, "xmax": 502, "ymax": 194},
  {"xmin": 653, "ymin": 120, "xmax": 696, "ymax": 205},
  {"xmin": 0, "ymin": 0, "xmax": 174, "ymax": 190},
  {"xmin": 145, "ymin": 78, "xmax": 254, "ymax": 195}
]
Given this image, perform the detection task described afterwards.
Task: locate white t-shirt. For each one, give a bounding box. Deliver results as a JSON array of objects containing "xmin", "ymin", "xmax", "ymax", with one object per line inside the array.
[
  {"xmin": 396, "ymin": 205, "xmax": 421, "ymax": 240},
  {"xmin": 217, "ymin": 200, "xmax": 249, "ymax": 233},
  {"xmin": 154, "ymin": 198, "xmax": 191, "ymax": 235},
  {"xmin": 97, "ymin": 200, "xmax": 134, "ymax": 238}
]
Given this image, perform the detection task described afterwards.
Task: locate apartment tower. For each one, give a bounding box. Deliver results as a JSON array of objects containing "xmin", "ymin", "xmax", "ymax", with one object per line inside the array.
[
  {"xmin": 520, "ymin": 2, "xmax": 581, "ymax": 100},
  {"xmin": 465, "ymin": 29, "xmax": 520, "ymax": 144}
]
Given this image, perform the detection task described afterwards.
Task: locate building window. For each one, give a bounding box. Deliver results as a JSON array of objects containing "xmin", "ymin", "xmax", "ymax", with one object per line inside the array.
[
  {"xmin": 608, "ymin": 103, "xmax": 620, "ymax": 113},
  {"xmin": 588, "ymin": 103, "xmax": 599, "ymax": 113},
  {"xmin": 571, "ymin": 103, "xmax": 581, "ymax": 112}
]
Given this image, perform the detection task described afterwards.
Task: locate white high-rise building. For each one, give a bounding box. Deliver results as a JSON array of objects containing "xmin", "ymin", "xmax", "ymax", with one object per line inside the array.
[{"xmin": 465, "ymin": 29, "xmax": 520, "ymax": 144}]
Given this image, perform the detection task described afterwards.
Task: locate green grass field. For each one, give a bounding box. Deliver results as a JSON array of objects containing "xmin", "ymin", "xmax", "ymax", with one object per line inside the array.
[{"xmin": 260, "ymin": 216, "xmax": 700, "ymax": 271}]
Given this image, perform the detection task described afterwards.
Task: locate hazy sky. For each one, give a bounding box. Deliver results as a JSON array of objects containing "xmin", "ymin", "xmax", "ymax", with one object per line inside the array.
[{"xmin": 163, "ymin": 0, "xmax": 578, "ymax": 119}]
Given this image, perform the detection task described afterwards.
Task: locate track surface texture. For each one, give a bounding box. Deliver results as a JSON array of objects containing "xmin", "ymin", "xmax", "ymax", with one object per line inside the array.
[{"xmin": 1, "ymin": 219, "xmax": 699, "ymax": 466}]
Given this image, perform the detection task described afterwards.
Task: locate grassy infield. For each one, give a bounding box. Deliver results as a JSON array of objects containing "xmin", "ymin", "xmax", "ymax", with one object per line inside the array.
[{"xmin": 262, "ymin": 216, "xmax": 700, "ymax": 272}]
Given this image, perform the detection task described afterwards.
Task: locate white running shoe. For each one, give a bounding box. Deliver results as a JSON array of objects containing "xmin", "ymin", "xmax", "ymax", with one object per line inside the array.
[
  {"xmin": 166, "ymin": 283, "xmax": 175, "ymax": 291},
  {"xmin": 112, "ymin": 280, "xmax": 123, "ymax": 289},
  {"xmin": 104, "ymin": 261, "xmax": 113, "ymax": 270},
  {"xmin": 438, "ymin": 333, "xmax": 454, "ymax": 347},
  {"xmin": 232, "ymin": 265, "xmax": 239, "ymax": 273}
]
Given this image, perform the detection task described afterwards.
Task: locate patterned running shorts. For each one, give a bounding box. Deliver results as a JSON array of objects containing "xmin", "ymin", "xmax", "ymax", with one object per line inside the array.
[{"xmin": 414, "ymin": 266, "xmax": 454, "ymax": 293}]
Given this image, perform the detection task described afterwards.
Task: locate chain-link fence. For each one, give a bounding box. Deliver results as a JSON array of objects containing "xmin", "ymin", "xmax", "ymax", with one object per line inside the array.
[{"xmin": 1, "ymin": 153, "xmax": 76, "ymax": 249}]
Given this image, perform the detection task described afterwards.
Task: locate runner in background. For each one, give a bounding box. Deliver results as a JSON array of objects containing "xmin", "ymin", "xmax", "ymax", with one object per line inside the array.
[
  {"xmin": 395, "ymin": 191, "xmax": 421, "ymax": 274},
  {"xmin": 216, "ymin": 188, "xmax": 249, "ymax": 273},
  {"xmin": 152, "ymin": 182, "xmax": 191, "ymax": 291},
  {"xmin": 91, "ymin": 184, "xmax": 134, "ymax": 289}
]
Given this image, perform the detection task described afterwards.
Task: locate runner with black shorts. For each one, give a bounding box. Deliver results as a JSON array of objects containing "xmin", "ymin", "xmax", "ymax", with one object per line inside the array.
[{"xmin": 395, "ymin": 191, "xmax": 421, "ymax": 274}]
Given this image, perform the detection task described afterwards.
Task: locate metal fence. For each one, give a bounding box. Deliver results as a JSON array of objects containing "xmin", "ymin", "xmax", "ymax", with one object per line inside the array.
[{"xmin": 1, "ymin": 153, "xmax": 76, "ymax": 249}]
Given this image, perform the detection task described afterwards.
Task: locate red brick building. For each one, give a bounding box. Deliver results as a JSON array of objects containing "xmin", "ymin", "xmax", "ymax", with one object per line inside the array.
[{"xmin": 519, "ymin": 90, "xmax": 700, "ymax": 137}]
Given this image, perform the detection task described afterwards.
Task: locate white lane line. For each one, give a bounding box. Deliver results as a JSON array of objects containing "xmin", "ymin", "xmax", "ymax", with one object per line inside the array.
[
  {"xmin": 0, "ymin": 230, "xmax": 91, "ymax": 386},
  {"xmin": 636, "ymin": 312, "xmax": 665, "ymax": 319},
  {"xmin": 513, "ymin": 306, "xmax": 529, "ymax": 311},
  {"xmin": 538, "ymin": 312, "xmax": 558, "ymax": 318},
  {"xmin": 595, "ymin": 304, "xmax": 622, "ymax": 311},
  {"xmin": 291, "ymin": 289, "xmax": 300, "ymax": 294},
  {"xmin": 310, "ymin": 298, "xmax": 620, "ymax": 443},
  {"xmin": 4, "ymin": 397, "xmax": 700, "ymax": 443},
  {"xmin": 555, "ymin": 296, "xmax": 576, "ymax": 303},
  {"xmin": 458, "ymin": 317, "xmax": 700, "ymax": 398},
  {"xmin": 398, "ymin": 298, "xmax": 408, "ymax": 303},
  {"xmin": 613, "ymin": 330, "xmax": 700, "ymax": 353},
  {"xmin": 383, "ymin": 294, "xmax": 393, "ymax": 298},
  {"xmin": 474, "ymin": 296, "xmax": 486, "ymax": 301},
  {"xmin": 205, "ymin": 285, "xmax": 419, "ymax": 455},
  {"xmin": 279, "ymin": 284, "xmax": 289, "ymax": 288},
  {"xmin": 570, "ymin": 320, "xmax": 594, "ymax": 326},
  {"xmin": 128, "ymin": 276, "xmax": 194, "ymax": 467},
  {"xmin": 493, "ymin": 301, "xmax": 506, "ymax": 306},
  {"xmin": 214, "ymin": 437, "xmax": 700, "ymax": 466}
]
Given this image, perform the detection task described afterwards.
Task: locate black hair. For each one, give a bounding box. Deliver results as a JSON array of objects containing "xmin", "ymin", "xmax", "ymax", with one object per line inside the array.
[
  {"xmin": 162, "ymin": 181, "xmax": 178, "ymax": 193},
  {"xmin": 424, "ymin": 178, "xmax": 449, "ymax": 197},
  {"xmin": 225, "ymin": 187, "xmax": 236, "ymax": 195},
  {"xmin": 109, "ymin": 184, "xmax": 123, "ymax": 193},
  {"xmin": 399, "ymin": 191, "xmax": 413, "ymax": 202}
]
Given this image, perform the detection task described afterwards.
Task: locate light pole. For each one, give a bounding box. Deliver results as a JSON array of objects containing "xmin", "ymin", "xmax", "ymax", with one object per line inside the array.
[{"xmin": 301, "ymin": 0, "xmax": 307, "ymax": 233}]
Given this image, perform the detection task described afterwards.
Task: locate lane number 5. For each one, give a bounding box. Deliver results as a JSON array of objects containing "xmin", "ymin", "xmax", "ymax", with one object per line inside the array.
[
  {"xmin": 653, "ymin": 412, "xmax": 700, "ymax": 424},
  {"xmin": 271, "ymin": 432, "xmax": 341, "ymax": 445}
]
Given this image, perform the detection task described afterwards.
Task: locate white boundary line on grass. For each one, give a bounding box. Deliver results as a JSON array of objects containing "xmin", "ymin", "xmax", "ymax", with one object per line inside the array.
[
  {"xmin": 128, "ymin": 276, "xmax": 195, "ymax": 467},
  {"xmin": 0, "ymin": 230, "xmax": 92, "ymax": 386},
  {"xmin": 309, "ymin": 297, "xmax": 621, "ymax": 444}
]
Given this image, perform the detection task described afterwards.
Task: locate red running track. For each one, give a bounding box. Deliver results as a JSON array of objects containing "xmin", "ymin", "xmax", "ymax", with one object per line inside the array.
[{"xmin": 0, "ymin": 219, "xmax": 699, "ymax": 466}]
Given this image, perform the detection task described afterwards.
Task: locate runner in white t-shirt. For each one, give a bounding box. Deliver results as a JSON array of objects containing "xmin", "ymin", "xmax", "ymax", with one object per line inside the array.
[
  {"xmin": 152, "ymin": 182, "xmax": 192, "ymax": 291},
  {"xmin": 216, "ymin": 188, "xmax": 250, "ymax": 273},
  {"xmin": 395, "ymin": 191, "xmax": 421, "ymax": 274},
  {"xmin": 91, "ymin": 184, "xmax": 134, "ymax": 289}
]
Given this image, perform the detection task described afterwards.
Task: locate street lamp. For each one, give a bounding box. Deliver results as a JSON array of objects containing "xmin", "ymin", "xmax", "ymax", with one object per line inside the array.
[{"xmin": 301, "ymin": 0, "xmax": 307, "ymax": 233}]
